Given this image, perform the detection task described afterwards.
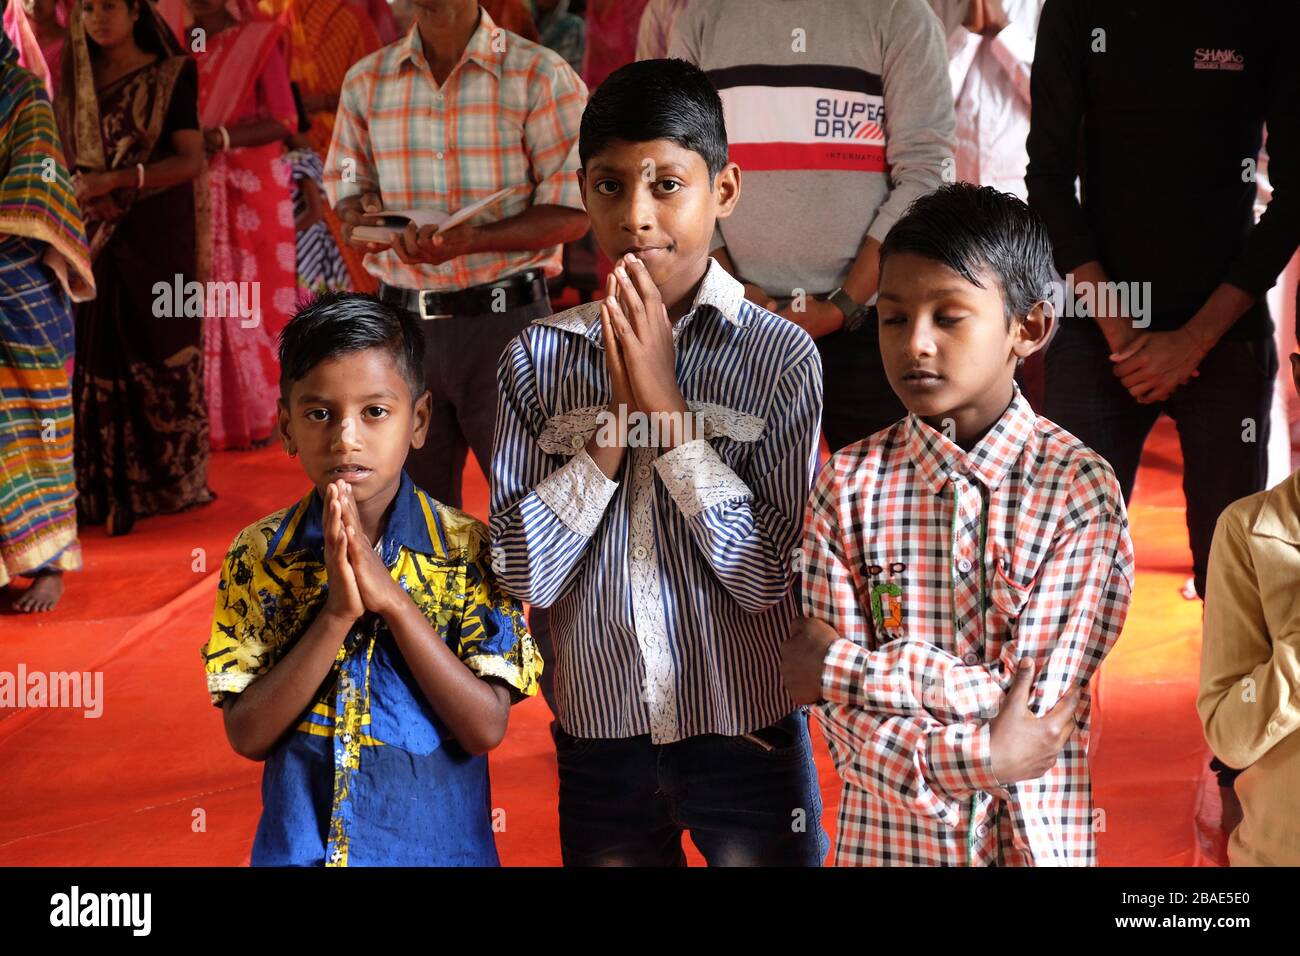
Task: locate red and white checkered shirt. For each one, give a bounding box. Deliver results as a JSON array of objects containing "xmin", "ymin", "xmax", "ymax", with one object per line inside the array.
[
  {"xmin": 802, "ymin": 386, "xmax": 1134, "ymax": 866},
  {"xmin": 324, "ymin": 10, "xmax": 586, "ymax": 292}
]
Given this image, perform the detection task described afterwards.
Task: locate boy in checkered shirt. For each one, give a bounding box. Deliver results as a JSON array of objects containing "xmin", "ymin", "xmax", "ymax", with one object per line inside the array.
[{"xmin": 782, "ymin": 183, "xmax": 1135, "ymax": 866}]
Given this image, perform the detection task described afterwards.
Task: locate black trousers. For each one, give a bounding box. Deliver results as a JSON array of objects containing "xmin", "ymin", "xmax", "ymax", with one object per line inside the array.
[{"xmin": 1043, "ymin": 317, "xmax": 1276, "ymax": 600}]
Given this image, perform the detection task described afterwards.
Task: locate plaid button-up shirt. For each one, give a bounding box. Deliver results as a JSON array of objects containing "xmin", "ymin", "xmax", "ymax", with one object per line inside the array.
[
  {"xmin": 324, "ymin": 10, "xmax": 586, "ymax": 292},
  {"xmin": 802, "ymin": 386, "xmax": 1134, "ymax": 866}
]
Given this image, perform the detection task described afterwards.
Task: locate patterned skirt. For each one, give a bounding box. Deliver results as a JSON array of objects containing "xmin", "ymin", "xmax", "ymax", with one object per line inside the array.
[{"xmin": 0, "ymin": 237, "xmax": 81, "ymax": 585}]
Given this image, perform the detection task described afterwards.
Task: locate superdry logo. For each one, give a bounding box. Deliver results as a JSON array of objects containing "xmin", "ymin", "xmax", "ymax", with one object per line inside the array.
[
  {"xmin": 1193, "ymin": 48, "xmax": 1244, "ymax": 71},
  {"xmin": 814, "ymin": 97, "xmax": 887, "ymax": 142}
]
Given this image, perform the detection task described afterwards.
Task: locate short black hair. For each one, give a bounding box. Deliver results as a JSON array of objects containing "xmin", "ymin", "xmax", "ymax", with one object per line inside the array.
[
  {"xmin": 579, "ymin": 58, "xmax": 728, "ymax": 180},
  {"xmin": 879, "ymin": 183, "xmax": 1055, "ymax": 325},
  {"xmin": 278, "ymin": 292, "xmax": 425, "ymax": 404}
]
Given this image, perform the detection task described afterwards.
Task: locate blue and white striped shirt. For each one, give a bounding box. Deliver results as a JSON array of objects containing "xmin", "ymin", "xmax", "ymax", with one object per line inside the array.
[{"xmin": 489, "ymin": 259, "xmax": 823, "ymax": 743}]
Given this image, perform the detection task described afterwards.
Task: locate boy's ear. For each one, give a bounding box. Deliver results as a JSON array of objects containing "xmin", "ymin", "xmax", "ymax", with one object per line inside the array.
[
  {"xmin": 1012, "ymin": 299, "xmax": 1055, "ymax": 362},
  {"xmin": 409, "ymin": 389, "xmax": 433, "ymax": 450},
  {"xmin": 576, "ymin": 167, "xmax": 589, "ymax": 212},
  {"xmin": 712, "ymin": 161, "xmax": 741, "ymax": 220},
  {"xmin": 276, "ymin": 398, "xmax": 295, "ymax": 456}
]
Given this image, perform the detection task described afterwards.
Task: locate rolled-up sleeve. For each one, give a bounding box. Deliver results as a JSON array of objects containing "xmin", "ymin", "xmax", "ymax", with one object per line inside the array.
[
  {"xmin": 865, "ymin": 0, "xmax": 956, "ymax": 244},
  {"xmin": 524, "ymin": 55, "xmax": 587, "ymax": 211}
]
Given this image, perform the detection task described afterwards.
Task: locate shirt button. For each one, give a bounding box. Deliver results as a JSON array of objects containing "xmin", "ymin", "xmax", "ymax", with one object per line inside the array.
[
  {"xmin": 636, "ymin": 465, "xmax": 651, "ymax": 479},
  {"xmin": 632, "ymin": 545, "xmax": 649, "ymax": 561},
  {"xmin": 963, "ymin": 652, "xmax": 980, "ymax": 666},
  {"xmin": 975, "ymin": 823, "xmax": 989, "ymax": 838},
  {"xmin": 957, "ymin": 558, "xmax": 972, "ymax": 574},
  {"xmin": 436, "ymin": 151, "xmax": 444, "ymax": 160},
  {"xmin": 435, "ymin": 93, "xmax": 444, "ymax": 102},
  {"xmin": 570, "ymin": 434, "xmax": 584, "ymax": 449}
]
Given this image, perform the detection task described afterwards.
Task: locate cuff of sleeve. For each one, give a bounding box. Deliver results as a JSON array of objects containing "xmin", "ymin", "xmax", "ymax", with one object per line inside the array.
[
  {"xmin": 1222, "ymin": 259, "xmax": 1272, "ymax": 300},
  {"xmin": 947, "ymin": 24, "xmax": 980, "ymax": 59},
  {"xmin": 653, "ymin": 438, "xmax": 752, "ymax": 519},
  {"xmin": 535, "ymin": 447, "xmax": 619, "ymax": 536},
  {"xmin": 989, "ymin": 21, "xmax": 1035, "ymax": 72},
  {"xmin": 463, "ymin": 653, "xmax": 535, "ymax": 703},
  {"xmin": 929, "ymin": 721, "xmax": 1002, "ymax": 796},
  {"xmin": 822, "ymin": 637, "xmax": 869, "ymax": 707},
  {"xmin": 866, "ymin": 209, "xmax": 900, "ymax": 247},
  {"xmin": 206, "ymin": 671, "xmax": 255, "ymax": 707},
  {"xmin": 533, "ymin": 149, "xmax": 585, "ymax": 210}
]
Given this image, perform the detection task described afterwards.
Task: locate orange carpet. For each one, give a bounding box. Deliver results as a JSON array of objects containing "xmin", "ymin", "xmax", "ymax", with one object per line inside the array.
[{"xmin": 0, "ymin": 417, "xmax": 1223, "ymax": 866}]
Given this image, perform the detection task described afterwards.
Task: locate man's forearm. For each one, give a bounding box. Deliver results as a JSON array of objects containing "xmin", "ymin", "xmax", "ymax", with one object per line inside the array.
[
  {"xmin": 840, "ymin": 236, "xmax": 881, "ymax": 305},
  {"xmin": 471, "ymin": 204, "xmax": 589, "ymax": 254},
  {"xmin": 1183, "ymin": 283, "xmax": 1256, "ymax": 355},
  {"xmin": 1070, "ymin": 260, "xmax": 1141, "ymax": 353}
]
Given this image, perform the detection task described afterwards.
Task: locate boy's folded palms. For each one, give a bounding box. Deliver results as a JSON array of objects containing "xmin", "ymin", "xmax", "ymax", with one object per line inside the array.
[{"xmin": 322, "ymin": 481, "xmax": 365, "ymax": 623}]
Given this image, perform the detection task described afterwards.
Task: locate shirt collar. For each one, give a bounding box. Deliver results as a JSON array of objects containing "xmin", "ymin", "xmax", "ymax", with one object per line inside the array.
[
  {"xmin": 908, "ymin": 384, "xmax": 1037, "ymax": 496},
  {"xmin": 397, "ymin": 6, "xmax": 503, "ymax": 77},
  {"xmin": 534, "ymin": 256, "xmax": 747, "ymax": 347},
  {"xmin": 269, "ymin": 469, "xmax": 442, "ymax": 565},
  {"xmin": 1251, "ymin": 468, "xmax": 1300, "ymax": 545}
]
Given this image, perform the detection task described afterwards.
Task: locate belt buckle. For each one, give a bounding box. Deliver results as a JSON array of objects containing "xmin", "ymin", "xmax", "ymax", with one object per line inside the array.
[{"xmin": 417, "ymin": 291, "xmax": 453, "ymax": 321}]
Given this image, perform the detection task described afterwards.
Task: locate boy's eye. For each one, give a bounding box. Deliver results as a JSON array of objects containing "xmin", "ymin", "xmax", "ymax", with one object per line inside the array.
[
  {"xmin": 656, "ymin": 180, "xmax": 681, "ymax": 194},
  {"xmin": 880, "ymin": 315, "xmax": 906, "ymax": 326},
  {"xmin": 366, "ymin": 406, "xmax": 388, "ymax": 419},
  {"xmin": 594, "ymin": 180, "xmax": 620, "ymax": 196},
  {"xmin": 936, "ymin": 315, "xmax": 966, "ymax": 326},
  {"xmin": 306, "ymin": 409, "xmax": 329, "ymax": 422}
]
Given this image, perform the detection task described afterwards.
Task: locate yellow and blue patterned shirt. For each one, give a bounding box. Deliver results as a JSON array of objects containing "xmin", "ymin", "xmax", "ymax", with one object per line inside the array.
[{"xmin": 203, "ymin": 470, "xmax": 540, "ymax": 866}]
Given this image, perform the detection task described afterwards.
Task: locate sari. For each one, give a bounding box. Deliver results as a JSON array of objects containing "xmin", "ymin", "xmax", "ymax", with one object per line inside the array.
[
  {"xmin": 2, "ymin": 0, "xmax": 66, "ymax": 98},
  {"xmin": 257, "ymin": 0, "xmax": 380, "ymax": 293},
  {"xmin": 55, "ymin": 0, "xmax": 214, "ymax": 536},
  {"xmin": 191, "ymin": 10, "xmax": 297, "ymax": 448},
  {"xmin": 0, "ymin": 29, "xmax": 92, "ymax": 586}
]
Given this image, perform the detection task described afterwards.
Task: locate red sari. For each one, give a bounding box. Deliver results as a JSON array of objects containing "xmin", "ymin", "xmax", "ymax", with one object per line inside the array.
[{"xmin": 193, "ymin": 20, "xmax": 297, "ymax": 450}]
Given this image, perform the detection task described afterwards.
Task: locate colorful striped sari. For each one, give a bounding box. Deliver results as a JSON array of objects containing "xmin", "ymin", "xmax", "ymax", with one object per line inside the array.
[{"xmin": 0, "ymin": 32, "xmax": 92, "ymax": 586}]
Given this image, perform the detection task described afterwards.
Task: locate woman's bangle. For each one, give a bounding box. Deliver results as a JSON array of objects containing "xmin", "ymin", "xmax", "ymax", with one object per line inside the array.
[
  {"xmin": 218, "ymin": 126, "xmax": 231, "ymax": 151},
  {"xmin": 136, "ymin": 163, "xmax": 145, "ymax": 190}
]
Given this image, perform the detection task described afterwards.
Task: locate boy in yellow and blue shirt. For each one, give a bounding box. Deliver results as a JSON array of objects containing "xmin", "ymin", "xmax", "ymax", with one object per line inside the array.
[{"xmin": 202, "ymin": 292, "xmax": 540, "ymax": 866}]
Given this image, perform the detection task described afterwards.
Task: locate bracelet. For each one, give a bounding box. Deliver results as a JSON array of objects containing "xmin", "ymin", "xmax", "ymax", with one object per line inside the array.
[
  {"xmin": 136, "ymin": 162, "xmax": 145, "ymax": 190},
  {"xmin": 218, "ymin": 126, "xmax": 231, "ymax": 151}
]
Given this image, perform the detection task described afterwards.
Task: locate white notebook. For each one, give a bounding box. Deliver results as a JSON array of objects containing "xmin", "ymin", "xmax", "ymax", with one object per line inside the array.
[{"xmin": 350, "ymin": 186, "xmax": 518, "ymax": 243}]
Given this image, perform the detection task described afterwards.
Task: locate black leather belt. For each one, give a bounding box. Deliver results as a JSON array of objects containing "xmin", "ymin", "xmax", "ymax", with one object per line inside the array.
[{"xmin": 379, "ymin": 269, "xmax": 548, "ymax": 320}]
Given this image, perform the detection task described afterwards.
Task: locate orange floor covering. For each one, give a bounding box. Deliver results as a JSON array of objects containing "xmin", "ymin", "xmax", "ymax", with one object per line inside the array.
[{"xmin": 0, "ymin": 416, "xmax": 1224, "ymax": 866}]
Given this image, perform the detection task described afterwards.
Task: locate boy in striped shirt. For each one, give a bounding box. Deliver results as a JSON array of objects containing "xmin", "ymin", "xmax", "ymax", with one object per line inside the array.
[
  {"xmin": 783, "ymin": 184, "xmax": 1135, "ymax": 865},
  {"xmin": 490, "ymin": 58, "xmax": 828, "ymax": 866}
]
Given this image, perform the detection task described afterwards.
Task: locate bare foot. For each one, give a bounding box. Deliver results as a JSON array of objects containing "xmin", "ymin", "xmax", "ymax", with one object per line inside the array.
[{"xmin": 12, "ymin": 569, "xmax": 65, "ymax": 613}]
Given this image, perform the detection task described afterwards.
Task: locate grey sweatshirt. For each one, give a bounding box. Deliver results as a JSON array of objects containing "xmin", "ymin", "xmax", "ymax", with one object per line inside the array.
[{"xmin": 671, "ymin": 0, "xmax": 955, "ymax": 297}]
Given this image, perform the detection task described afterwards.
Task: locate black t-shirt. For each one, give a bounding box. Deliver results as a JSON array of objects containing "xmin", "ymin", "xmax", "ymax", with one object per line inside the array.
[{"xmin": 1026, "ymin": 0, "xmax": 1300, "ymax": 338}]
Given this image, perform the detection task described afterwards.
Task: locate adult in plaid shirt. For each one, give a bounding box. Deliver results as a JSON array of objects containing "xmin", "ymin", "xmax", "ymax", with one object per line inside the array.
[
  {"xmin": 783, "ymin": 184, "xmax": 1135, "ymax": 866},
  {"xmin": 325, "ymin": 0, "xmax": 589, "ymax": 510}
]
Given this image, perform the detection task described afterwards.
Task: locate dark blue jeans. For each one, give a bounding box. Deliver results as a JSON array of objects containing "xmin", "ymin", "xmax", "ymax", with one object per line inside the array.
[
  {"xmin": 1044, "ymin": 317, "xmax": 1276, "ymax": 599},
  {"xmin": 556, "ymin": 710, "xmax": 828, "ymax": 866}
]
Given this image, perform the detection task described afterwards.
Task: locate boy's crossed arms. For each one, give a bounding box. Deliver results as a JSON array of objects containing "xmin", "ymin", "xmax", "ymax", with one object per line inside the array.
[
  {"xmin": 221, "ymin": 478, "xmax": 510, "ymax": 761},
  {"xmin": 782, "ymin": 456, "xmax": 1131, "ymax": 826}
]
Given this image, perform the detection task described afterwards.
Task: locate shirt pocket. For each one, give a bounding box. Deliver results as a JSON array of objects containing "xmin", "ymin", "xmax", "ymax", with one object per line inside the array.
[{"xmin": 986, "ymin": 552, "xmax": 1037, "ymax": 648}]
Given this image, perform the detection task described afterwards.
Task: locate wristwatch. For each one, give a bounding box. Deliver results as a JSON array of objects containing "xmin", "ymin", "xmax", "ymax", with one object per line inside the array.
[{"xmin": 826, "ymin": 286, "xmax": 869, "ymax": 332}]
